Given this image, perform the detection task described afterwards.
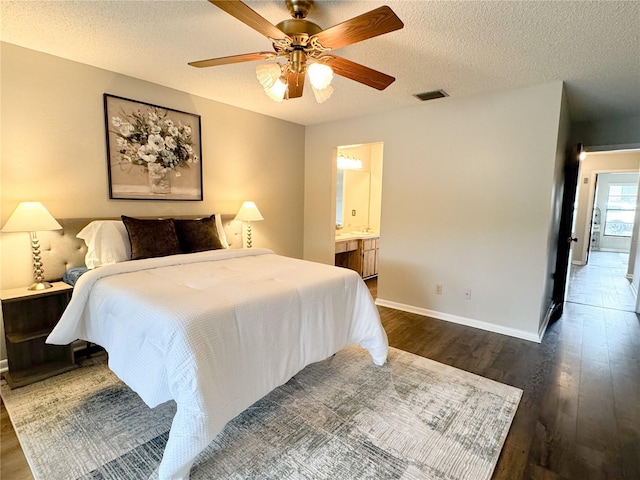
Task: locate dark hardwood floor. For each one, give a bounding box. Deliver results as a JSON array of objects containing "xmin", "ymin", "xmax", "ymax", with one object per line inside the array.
[
  {"xmin": 374, "ymin": 251, "xmax": 640, "ymax": 480},
  {"xmin": 2, "ymin": 254, "xmax": 638, "ymax": 479},
  {"xmin": 1, "ymin": 398, "xmax": 32, "ymax": 480}
]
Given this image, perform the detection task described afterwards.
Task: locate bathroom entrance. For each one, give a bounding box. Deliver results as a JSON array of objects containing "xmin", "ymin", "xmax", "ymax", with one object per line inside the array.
[{"xmin": 334, "ymin": 142, "xmax": 384, "ymax": 287}]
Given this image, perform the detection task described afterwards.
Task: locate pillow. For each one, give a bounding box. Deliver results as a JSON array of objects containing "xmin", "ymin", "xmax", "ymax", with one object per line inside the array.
[
  {"xmin": 62, "ymin": 266, "xmax": 90, "ymax": 286},
  {"xmin": 213, "ymin": 213, "xmax": 230, "ymax": 249},
  {"xmin": 174, "ymin": 217, "xmax": 224, "ymax": 253},
  {"xmin": 121, "ymin": 216, "xmax": 182, "ymax": 260},
  {"xmin": 77, "ymin": 220, "xmax": 131, "ymax": 269}
]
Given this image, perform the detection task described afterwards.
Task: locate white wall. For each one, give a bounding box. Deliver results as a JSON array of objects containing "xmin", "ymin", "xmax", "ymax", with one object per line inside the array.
[
  {"xmin": 0, "ymin": 43, "xmax": 305, "ymax": 360},
  {"xmin": 572, "ymin": 151, "xmax": 640, "ymax": 264},
  {"xmin": 305, "ymin": 82, "xmax": 566, "ymax": 341}
]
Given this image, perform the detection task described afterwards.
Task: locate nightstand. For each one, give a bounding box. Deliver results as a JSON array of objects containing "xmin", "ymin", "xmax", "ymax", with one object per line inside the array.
[{"xmin": 1, "ymin": 282, "xmax": 77, "ymax": 388}]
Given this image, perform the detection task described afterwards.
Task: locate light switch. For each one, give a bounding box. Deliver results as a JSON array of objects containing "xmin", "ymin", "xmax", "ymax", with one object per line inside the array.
[{"xmin": 352, "ymin": 210, "xmax": 356, "ymax": 216}]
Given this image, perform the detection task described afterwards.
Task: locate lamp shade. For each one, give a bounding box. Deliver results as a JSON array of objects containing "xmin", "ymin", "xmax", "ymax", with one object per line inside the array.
[
  {"xmin": 307, "ymin": 63, "xmax": 334, "ymax": 90},
  {"xmin": 256, "ymin": 63, "xmax": 282, "ymax": 89},
  {"xmin": 234, "ymin": 201, "xmax": 264, "ymax": 222},
  {"xmin": 265, "ymin": 76, "xmax": 288, "ymax": 103},
  {"xmin": 312, "ymin": 85, "xmax": 334, "ymax": 104},
  {"xmin": 1, "ymin": 202, "xmax": 62, "ymax": 232}
]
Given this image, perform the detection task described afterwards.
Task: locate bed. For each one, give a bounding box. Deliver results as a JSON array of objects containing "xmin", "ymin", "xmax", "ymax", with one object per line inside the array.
[{"xmin": 43, "ymin": 216, "xmax": 388, "ymax": 480}]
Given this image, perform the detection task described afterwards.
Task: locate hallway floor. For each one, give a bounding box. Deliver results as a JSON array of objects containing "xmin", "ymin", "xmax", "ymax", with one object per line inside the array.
[{"xmin": 567, "ymin": 251, "xmax": 636, "ymax": 312}]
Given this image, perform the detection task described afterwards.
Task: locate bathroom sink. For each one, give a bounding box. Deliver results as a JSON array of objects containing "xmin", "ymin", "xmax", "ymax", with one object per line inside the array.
[{"xmin": 335, "ymin": 231, "xmax": 378, "ymax": 240}]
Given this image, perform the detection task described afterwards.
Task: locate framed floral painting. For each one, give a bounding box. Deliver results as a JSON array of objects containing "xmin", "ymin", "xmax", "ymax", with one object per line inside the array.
[{"xmin": 104, "ymin": 94, "xmax": 203, "ymax": 201}]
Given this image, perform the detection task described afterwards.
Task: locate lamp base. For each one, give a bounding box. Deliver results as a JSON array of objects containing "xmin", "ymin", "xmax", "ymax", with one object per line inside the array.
[
  {"xmin": 246, "ymin": 223, "xmax": 253, "ymax": 248},
  {"xmin": 28, "ymin": 281, "xmax": 53, "ymax": 291}
]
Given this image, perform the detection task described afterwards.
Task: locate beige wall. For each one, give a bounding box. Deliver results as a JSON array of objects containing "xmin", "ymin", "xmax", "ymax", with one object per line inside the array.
[
  {"xmin": 0, "ymin": 43, "xmax": 305, "ymax": 360},
  {"xmin": 369, "ymin": 143, "xmax": 384, "ymax": 234},
  {"xmin": 305, "ymin": 82, "xmax": 566, "ymax": 341}
]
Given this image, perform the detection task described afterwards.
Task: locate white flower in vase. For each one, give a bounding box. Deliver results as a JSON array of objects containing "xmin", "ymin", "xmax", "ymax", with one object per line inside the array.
[{"xmin": 147, "ymin": 134, "xmax": 165, "ymax": 152}]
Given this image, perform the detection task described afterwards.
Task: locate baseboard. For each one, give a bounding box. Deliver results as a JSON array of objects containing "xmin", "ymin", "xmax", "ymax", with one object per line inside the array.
[
  {"xmin": 571, "ymin": 260, "xmax": 586, "ymax": 266},
  {"xmin": 0, "ymin": 359, "xmax": 7, "ymax": 374},
  {"xmin": 375, "ymin": 298, "xmax": 541, "ymax": 343}
]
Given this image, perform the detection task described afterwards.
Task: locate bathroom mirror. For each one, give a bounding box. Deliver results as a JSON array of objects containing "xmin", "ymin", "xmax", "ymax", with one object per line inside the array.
[{"xmin": 336, "ymin": 169, "xmax": 370, "ymax": 228}]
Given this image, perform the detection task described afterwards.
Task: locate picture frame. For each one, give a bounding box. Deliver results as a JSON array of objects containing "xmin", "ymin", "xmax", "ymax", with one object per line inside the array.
[{"xmin": 104, "ymin": 94, "xmax": 203, "ymax": 201}]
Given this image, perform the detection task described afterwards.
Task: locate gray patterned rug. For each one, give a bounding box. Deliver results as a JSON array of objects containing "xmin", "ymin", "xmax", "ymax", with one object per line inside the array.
[{"xmin": 1, "ymin": 346, "xmax": 522, "ymax": 480}]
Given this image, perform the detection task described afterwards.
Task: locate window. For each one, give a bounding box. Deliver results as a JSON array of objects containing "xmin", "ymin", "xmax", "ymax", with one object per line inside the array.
[{"xmin": 603, "ymin": 184, "xmax": 637, "ymax": 237}]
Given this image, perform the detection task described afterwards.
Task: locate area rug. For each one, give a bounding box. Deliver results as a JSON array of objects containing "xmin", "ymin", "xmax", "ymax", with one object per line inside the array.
[{"xmin": 1, "ymin": 346, "xmax": 522, "ymax": 480}]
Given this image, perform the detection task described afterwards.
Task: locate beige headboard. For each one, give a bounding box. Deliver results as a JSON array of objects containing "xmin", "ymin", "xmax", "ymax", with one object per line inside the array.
[{"xmin": 38, "ymin": 215, "xmax": 241, "ymax": 282}]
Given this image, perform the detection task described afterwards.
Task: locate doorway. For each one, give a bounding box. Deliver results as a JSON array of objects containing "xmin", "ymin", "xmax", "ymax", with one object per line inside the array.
[
  {"xmin": 335, "ymin": 143, "xmax": 383, "ymax": 234},
  {"xmin": 334, "ymin": 142, "xmax": 384, "ymax": 293},
  {"xmin": 566, "ymin": 149, "xmax": 640, "ymax": 312}
]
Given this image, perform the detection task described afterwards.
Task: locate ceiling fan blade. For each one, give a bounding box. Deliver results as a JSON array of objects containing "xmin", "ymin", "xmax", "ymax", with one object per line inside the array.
[
  {"xmin": 324, "ymin": 55, "xmax": 395, "ymax": 90},
  {"xmin": 314, "ymin": 6, "xmax": 403, "ymax": 51},
  {"xmin": 286, "ymin": 71, "xmax": 305, "ymax": 98},
  {"xmin": 209, "ymin": 0, "xmax": 286, "ymax": 40},
  {"xmin": 189, "ymin": 52, "xmax": 274, "ymax": 68}
]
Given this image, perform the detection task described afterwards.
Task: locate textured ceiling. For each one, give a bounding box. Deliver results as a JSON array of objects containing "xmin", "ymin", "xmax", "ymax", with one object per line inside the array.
[{"xmin": 2, "ymin": 0, "xmax": 639, "ymax": 126}]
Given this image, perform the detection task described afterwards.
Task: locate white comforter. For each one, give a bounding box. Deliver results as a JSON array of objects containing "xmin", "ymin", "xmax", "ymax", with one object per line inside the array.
[{"xmin": 47, "ymin": 248, "xmax": 388, "ymax": 480}]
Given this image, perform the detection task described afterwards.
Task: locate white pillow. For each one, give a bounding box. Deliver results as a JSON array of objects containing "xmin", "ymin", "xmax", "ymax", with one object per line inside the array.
[
  {"xmin": 213, "ymin": 213, "xmax": 230, "ymax": 249},
  {"xmin": 77, "ymin": 220, "xmax": 131, "ymax": 268}
]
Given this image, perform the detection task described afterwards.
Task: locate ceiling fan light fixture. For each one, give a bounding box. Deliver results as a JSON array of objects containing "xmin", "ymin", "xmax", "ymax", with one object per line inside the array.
[
  {"xmin": 265, "ymin": 76, "xmax": 288, "ymax": 102},
  {"xmin": 256, "ymin": 63, "xmax": 282, "ymax": 89},
  {"xmin": 196, "ymin": 1, "xmax": 403, "ymax": 104},
  {"xmin": 312, "ymin": 84, "xmax": 334, "ymax": 104},
  {"xmin": 307, "ymin": 62, "xmax": 334, "ymax": 90}
]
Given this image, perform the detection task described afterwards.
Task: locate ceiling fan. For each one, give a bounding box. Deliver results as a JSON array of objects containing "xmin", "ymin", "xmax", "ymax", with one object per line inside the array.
[{"xmin": 189, "ymin": 0, "xmax": 404, "ymax": 103}]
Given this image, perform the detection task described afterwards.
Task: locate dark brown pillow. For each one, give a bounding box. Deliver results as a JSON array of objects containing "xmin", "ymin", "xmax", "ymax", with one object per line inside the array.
[
  {"xmin": 121, "ymin": 216, "xmax": 182, "ymax": 260},
  {"xmin": 174, "ymin": 217, "xmax": 224, "ymax": 253}
]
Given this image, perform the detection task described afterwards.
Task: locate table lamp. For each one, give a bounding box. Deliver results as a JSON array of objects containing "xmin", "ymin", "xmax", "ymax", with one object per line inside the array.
[
  {"xmin": 1, "ymin": 202, "xmax": 63, "ymax": 290},
  {"xmin": 234, "ymin": 201, "xmax": 264, "ymax": 248}
]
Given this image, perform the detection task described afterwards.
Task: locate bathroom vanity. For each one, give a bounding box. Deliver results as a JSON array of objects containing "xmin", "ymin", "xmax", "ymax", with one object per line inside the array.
[{"xmin": 335, "ymin": 232, "xmax": 379, "ymax": 279}]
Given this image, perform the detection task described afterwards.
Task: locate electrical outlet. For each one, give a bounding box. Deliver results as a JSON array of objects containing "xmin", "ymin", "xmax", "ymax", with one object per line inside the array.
[
  {"xmin": 464, "ymin": 288, "xmax": 472, "ymax": 300},
  {"xmin": 435, "ymin": 284, "xmax": 443, "ymax": 295}
]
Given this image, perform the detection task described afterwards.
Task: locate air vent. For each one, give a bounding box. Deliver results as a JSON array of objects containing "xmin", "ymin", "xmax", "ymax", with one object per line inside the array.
[{"xmin": 414, "ymin": 90, "xmax": 449, "ymax": 101}]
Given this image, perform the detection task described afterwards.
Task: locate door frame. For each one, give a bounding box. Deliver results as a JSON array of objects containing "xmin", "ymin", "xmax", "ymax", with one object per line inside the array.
[{"xmin": 553, "ymin": 145, "xmax": 640, "ymax": 321}]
